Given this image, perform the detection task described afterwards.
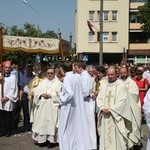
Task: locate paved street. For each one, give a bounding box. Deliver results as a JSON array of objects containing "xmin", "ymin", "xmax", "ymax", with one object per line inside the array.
[
  {"xmin": 0, "ymin": 124, "xmax": 149, "ymax": 150},
  {"xmin": 0, "ymin": 131, "xmax": 59, "ymax": 150}
]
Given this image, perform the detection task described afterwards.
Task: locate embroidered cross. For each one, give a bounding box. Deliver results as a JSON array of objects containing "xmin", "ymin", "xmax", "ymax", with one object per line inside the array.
[{"xmin": 106, "ymin": 90, "xmax": 114, "ymax": 104}]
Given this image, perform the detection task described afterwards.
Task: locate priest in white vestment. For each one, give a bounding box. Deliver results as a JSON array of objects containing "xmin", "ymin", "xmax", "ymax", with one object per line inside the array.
[
  {"xmin": 119, "ymin": 67, "xmax": 141, "ymax": 148},
  {"xmin": 96, "ymin": 66, "xmax": 132, "ymax": 150},
  {"xmin": 28, "ymin": 61, "xmax": 47, "ymax": 123},
  {"xmin": 74, "ymin": 61, "xmax": 97, "ymax": 149},
  {"xmin": 32, "ymin": 67, "xmax": 62, "ymax": 148},
  {"xmin": 59, "ymin": 61, "xmax": 92, "ymax": 150},
  {"xmin": 143, "ymin": 88, "xmax": 150, "ymax": 150},
  {"xmin": 0, "ymin": 61, "xmax": 18, "ymax": 137}
]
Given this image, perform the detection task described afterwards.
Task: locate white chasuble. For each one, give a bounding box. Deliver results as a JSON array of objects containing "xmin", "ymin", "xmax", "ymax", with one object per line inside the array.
[
  {"xmin": 121, "ymin": 77, "xmax": 141, "ymax": 148},
  {"xmin": 32, "ymin": 78, "xmax": 62, "ymax": 143},
  {"xmin": 97, "ymin": 79, "xmax": 132, "ymax": 150}
]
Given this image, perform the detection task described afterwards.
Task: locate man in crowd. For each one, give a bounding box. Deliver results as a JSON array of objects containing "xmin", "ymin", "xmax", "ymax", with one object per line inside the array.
[
  {"xmin": 86, "ymin": 65, "xmax": 96, "ymax": 81},
  {"xmin": 119, "ymin": 67, "xmax": 141, "ymax": 149},
  {"xmin": 0, "ymin": 61, "xmax": 18, "ymax": 137},
  {"xmin": 143, "ymin": 64, "xmax": 150, "ymax": 85},
  {"xmin": 32, "ymin": 67, "xmax": 62, "ymax": 148},
  {"xmin": 59, "ymin": 61, "xmax": 92, "ymax": 150},
  {"xmin": 19, "ymin": 64, "xmax": 35, "ymax": 131},
  {"xmin": 11, "ymin": 59, "xmax": 27, "ymax": 130},
  {"xmin": 96, "ymin": 66, "xmax": 132, "ymax": 150},
  {"xmin": 74, "ymin": 61, "xmax": 97, "ymax": 149}
]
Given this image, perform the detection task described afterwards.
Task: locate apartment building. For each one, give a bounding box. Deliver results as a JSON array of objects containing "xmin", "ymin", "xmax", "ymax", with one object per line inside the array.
[
  {"xmin": 75, "ymin": 0, "xmax": 150, "ymax": 65},
  {"xmin": 128, "ymin": 0, "xmax": 150, "ymax": 64}
]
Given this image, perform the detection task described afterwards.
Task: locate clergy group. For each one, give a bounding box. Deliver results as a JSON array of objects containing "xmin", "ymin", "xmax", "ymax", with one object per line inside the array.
[{"xmin": 1, "ymin": 60, "xmax": 150, "ymax": 150}]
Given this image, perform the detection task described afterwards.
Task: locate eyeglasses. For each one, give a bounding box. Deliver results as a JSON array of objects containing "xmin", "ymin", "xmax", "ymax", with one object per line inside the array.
[{"xmin": 47, "ymin": 72, "xmax": 54, "ymax": 75}]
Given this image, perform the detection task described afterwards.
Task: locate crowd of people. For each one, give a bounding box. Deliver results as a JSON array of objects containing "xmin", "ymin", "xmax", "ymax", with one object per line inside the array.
[{"xmin": 0, "ymin": 59, "xmax": 150, "ymax": 150}]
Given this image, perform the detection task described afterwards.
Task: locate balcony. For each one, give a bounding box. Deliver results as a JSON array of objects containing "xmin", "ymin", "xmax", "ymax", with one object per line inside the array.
[
  {"xmin": 129, "ymin": 43, "xmax": 150, "ymax": 50},
  {"xmin": 129, "ymin": 23, "xmax": 141, "ymax": 30},
  {"xmin": 130, "ymin": 2, "xmax": 146, "ymax": 9}
]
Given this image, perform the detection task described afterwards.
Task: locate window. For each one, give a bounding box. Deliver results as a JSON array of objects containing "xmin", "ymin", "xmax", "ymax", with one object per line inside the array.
[
  {"xmin": 97, "ymin": 32, "xmax": 100, "ymax": 41},
  {"xmin": 112, "ymin": 11, "xmax": 117, "ymax": 21},
  {"xmin": 97, "ymin": 11, "xmax": 100, "ymax": 21},
  {"xmin": 112, "ymin": 32, "xmax": 117, "ymax": 42},
  {"xmin": 129, "ymin": 12, "xmax": 139, "ymax": 23},
  {"xmin": 89, "ymin": 32, "xmax": 94, "ymax": 42},
  {"xmin": 137, "ymin": 55, "xmax": 145, "ymax": 59},
  {"xmin": 103, "ymin": 32, "xmax": 109, "ymax": 42},
  {"xmin": 97, "ymin": 32, "xmax": 109, "ymax": 42},
  {"xmin": 129, "ymin": 32, "xmax": 148, "ymax": 43},
  {"xmin": 103, "ymin": 11, "xmax": 109, "ymax": 21},
  {"xmin": 89, "ymin": 11, "xmax": 95, "ymax": 21}
]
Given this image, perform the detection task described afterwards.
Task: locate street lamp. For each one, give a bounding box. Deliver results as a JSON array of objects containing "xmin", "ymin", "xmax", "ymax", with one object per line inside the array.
[{"xmin": 23, "ymin": 0, "xmax": 40, "ymax": 38}]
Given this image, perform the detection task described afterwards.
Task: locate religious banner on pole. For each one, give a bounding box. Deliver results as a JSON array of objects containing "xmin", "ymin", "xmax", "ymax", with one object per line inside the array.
[{"xmin": 3, "ymin": 35, "xmax": 60, "ymax": 54}]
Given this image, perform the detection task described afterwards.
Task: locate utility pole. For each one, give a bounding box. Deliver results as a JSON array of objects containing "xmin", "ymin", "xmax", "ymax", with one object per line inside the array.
[
  {"xmin": 99, "ymin": 0, "xmax": 103, "ymax": 66},
  {"xmin": 0, "ymin": 27, "xmax": 4, "ymax": 99}
]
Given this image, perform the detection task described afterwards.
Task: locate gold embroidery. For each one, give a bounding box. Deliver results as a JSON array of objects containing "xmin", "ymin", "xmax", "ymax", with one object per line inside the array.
[{"xmin": 106, "ymin": 90, "xmax": 114, "ymax": 106}]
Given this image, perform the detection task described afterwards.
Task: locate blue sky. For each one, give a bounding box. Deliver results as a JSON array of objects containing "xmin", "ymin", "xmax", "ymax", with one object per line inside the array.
[{"xmin": 0, "ymin": 0, "xmax": 76, "ymax": 42}]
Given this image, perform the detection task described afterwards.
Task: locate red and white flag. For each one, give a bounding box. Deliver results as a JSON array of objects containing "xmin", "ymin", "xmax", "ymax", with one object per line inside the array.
[{"xmin": 87, "ymin": 20, "xmax": 95, "ymax": 35}]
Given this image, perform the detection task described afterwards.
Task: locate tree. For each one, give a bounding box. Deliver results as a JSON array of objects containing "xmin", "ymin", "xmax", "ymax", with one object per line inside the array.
[
  {"xmin": 137, "ymin": 0, "xmax": 150, "ymax": 37},
  {"xmin": 41, "ymin": 30, "xmax": 58, "ymax": 38},
  {"xmin": 10, "ymin": 25, "xmax": 25, "ymax": 36},
  {"xmin": 8, "ymin": 23, "xmax": 58, "ymax": 38}
]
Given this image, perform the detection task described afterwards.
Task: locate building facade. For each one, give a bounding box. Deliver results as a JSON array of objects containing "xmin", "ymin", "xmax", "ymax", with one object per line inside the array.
[{"xmin": 75, "ymin": 0, "xmax": 150, "ymax": 65}]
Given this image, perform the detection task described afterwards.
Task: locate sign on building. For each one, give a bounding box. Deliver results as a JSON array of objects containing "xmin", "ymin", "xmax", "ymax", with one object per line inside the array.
[{"xmin": 82, "ymin": 55, "xmax": 89, "ymax": 61}]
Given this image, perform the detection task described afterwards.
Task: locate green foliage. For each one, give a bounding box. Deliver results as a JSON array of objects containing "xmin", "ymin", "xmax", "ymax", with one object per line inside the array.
[
  {"xmin": 9, "ymin": 25, "xmax": 25, "ymax": 36},
  {"xmin": 41, "ymin": 30, "xmax": 58, "ymax": 38},
  {"xmin": 137, "ymin": 1, "xmax": 150, "ymax": 34},
  {"xmin": 8, "ymin": 22, "xmax": 58, "ymax": 38}
]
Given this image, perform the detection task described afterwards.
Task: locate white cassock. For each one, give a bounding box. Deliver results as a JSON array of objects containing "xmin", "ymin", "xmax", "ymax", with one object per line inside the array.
[
  {"xmin": 32, "ymin": 77, "xmax": 62, "ymax": 143},
  {"xmin": 120, "ymin": 77, "xmax": 141, "ymax": 148},
  {"xmin": 80, "ymin": 70, "xmax": 97, "ymax": 149},
  {"xmin": 143, "ymin": 89, "xmax": 150, "ymax": 150},
  {"xmin": 96, "ymin": 79, "xmax": 132, "ymax": 150},
  {"xmin": 59, "ymin": 72, "xmax": 92, "ymax": 150},
  {"xmin": 0, "ymin": 74, "xmax": 18, "ymax": 111}
]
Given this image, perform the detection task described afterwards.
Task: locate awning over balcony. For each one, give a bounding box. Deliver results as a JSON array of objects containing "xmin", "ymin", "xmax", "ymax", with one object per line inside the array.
[{"xmin": 128, "ymin": 49, "xmax": 150, "ymax": 55}]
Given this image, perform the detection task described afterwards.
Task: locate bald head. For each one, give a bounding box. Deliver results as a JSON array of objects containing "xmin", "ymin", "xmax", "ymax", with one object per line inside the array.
[
  {"xmin": 119, "ymin": 67, "xmax": 128, "ymax": 80},
  {"xmin": 107, "ymin": 66, "xmax": 117, "ymax": 83}
]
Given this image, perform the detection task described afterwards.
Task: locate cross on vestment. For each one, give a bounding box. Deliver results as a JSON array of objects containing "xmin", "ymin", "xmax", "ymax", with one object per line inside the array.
[{"xmin": 106, "ymin": 90, "xmax": 114, "ymax": 105}]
